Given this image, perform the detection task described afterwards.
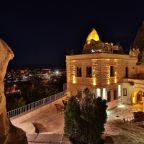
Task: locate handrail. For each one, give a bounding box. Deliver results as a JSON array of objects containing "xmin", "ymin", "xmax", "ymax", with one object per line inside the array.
[{"xmin": 7, "ymin": 91, "xmax": 65, "ymax": 118}]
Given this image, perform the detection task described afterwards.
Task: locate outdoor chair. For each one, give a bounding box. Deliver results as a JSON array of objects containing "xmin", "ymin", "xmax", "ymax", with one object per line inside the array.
[
  {"xmin": 62, "ymin": 100, "xmax": 67, "ymax": 106},
  {"xmin": 55, "ymin": 104, "xmax": 64, "ymax": 113}
]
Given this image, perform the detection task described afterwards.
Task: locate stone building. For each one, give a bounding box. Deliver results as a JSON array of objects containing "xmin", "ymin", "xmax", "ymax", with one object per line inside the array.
[{"xmin": 66, "ymin": 28, "xmax": 144, "ymax": 109}]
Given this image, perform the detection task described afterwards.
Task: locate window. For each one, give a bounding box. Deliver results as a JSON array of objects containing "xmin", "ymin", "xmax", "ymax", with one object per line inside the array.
[
  {"xmin": 96, "ymin": 88, "xmax": 101, "ymax": 97},
  {"xmin": 114, "ymin": 90, "xmax": 118, "ymax": 100},
  {"xmin": 123, "ymin": 88, "xmax": 127, "ymax": 96},
  {"xmin": 76, "ymin": 67, "xmax": 82, "ymax": 77},
  {"xmin": 103, "ymin": 88, "xmax": 107, "ymax": 100},
  {"xmin": 107, "ymin": 91, "xmax": 111, "ymax": 102},
  {"xmin": 110, "ymin": 66, "xmax": 114, "ymax": 77},
  {"xmin": 86, "ymin": 66, "xmax": 92, "ymax": 77},
  {"xmin": 125, "ymin": 67, "xmax": 128, "ymax": 78},
  {"xmin": 118, "ymin": 85, "xmax": 121, "ymax": 96}
]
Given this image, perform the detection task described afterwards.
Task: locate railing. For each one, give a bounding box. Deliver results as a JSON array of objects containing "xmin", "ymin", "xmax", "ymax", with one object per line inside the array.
[{"xmin": 7, "ymin": 91, "xmax": 66, "ymax": 118}]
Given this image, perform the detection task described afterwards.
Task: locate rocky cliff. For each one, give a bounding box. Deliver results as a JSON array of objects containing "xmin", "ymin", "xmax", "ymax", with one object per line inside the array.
[
  {"xmin": 0, "ymin": 39, "xmax": 27, "ymax": 144},
  {"xmin": 133, "ymin": 22, "xmax": 144, "ymax": 52}
]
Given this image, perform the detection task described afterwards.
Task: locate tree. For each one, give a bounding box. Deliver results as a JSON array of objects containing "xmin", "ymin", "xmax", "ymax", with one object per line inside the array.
[
  {"xmin": 64, "ymin": 89, "xmax": 107, "ymax": 144},
  {"xmin": 81, "ymin": 93, "xmax": 107, "ymax": 144},
  {"xmin": 64, "ymin": 96, "xmax": 81, "ymax": 138}
]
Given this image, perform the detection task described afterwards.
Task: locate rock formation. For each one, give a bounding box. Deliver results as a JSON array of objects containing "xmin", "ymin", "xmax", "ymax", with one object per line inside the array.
[
  {"xmin": 133, "ymin": 22, "xmax": 144, "ymax": 52},
  {"xmin": 86, "ymin": 28, "xmax": 100, "ymax": 44},
  {"xmin": 83, "ymin": 28, "xmax": 123, "ymax": 54},
  {"xmin": 133, "ymin": 22, "xmax": 144, "ymax": 62},
  {"xmin": 0, "ymin": 39, "xmax": 27, "ymax": 144},
  {"xmin": 129, "ymin": 48, "xmax": 140, "ymax": 57}
]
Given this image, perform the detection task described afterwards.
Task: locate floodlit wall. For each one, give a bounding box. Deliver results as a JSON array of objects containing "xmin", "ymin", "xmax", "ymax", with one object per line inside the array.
[{"xmin": 66, "ymin": 53, "xmax": 137, "ymax": 109}]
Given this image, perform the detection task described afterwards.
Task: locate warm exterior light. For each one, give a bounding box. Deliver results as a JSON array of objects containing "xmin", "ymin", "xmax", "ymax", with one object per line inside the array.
[
  {"xmin": 118, "ymin": 85, "xmax": 121, "ymax": 96},
  {"xmin": 114, "ymin": 59, "xmax": 118, "ymax": 62},
  {"xmin": 114, "ymin": 72, "xmax": 117, "ymax": 83},
  {"xmin": 72, "ymin": 76, "xmax": 76, "ymax": 84},
  {"xmin": 86, "ymin": 28, "xmax": 100, "ymax": 44},
  {"xmin": 93, "ymin": 77, "xmax": 96, "ymax": 85},
  {"xmin": 96, "ymin": 88, "xmax": 101, "ymax": 97},
  {"xmin": 114, "ymin": 77, "xmax": 117, "ymax": 83},
  {"xmin": 103, "ymin": 88, "xmax": 107, "ymax": 99},
  {"xmin": 132, "ymin": 96, "xmax": 136, "ymax": 104},
  {"xmin": 132, "ymin": 91, "xmax": 137, "ymax": 104},
  {"xmin": 107, "ymin": 80, "xmax": 110, "ymax": 85}
]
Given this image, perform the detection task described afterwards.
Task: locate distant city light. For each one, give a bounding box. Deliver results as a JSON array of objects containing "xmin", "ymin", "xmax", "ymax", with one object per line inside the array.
[{"xmin": 55, "ymin": 70, "xmax": 60, "ymax": 75}]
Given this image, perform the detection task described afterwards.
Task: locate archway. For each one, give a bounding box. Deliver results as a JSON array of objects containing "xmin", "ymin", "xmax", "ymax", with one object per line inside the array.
[{"xmin": 132, "ymin": 90, "xmax": 144, "ymax": 104}]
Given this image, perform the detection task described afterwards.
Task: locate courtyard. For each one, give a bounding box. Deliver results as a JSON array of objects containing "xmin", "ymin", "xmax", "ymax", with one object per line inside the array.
[{"xmin": 11, "ymin": 102, "xmax": 144, "ymax": 144}]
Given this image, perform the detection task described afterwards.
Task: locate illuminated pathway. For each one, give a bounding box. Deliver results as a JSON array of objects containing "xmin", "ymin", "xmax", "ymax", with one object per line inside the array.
[
  {"xmin": 11, "ymin": 103, "xmax": 144, "ymax": 144},
  {"xmin": 11, "ymin": 97, "xmax": 69, "ymax": 143},
  {"xmin": 105, "ymin": 103, "xmax": 144, "ymax": 144}
]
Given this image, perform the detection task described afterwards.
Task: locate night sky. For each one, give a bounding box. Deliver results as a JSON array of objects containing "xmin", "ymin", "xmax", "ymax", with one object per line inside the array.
[{"xmin": 0, "ymin": 0, "xmax": 144, "ymax": 68}]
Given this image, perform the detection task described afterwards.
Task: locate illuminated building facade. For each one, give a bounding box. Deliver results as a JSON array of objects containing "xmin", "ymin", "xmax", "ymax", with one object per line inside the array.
[{"xmin": 66, "ymin": 28, "xmax": 144, "ymax": 109}]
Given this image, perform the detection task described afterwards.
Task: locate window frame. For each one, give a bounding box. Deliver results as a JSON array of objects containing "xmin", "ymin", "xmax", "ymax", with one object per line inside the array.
[
  {"xmin": 123, "ymin": 88, "xmax": 127, "ymax": 96},
  {"xmin": 110, "ymin": 66, "xmax": 114, "ymax": 77},
  {"xmin": 76, "ymin": 67, "xmax": 82, "ymax": 77},
  {"xmin": 107, "ymin": 91, "xmax": 111, "ymax": 102},
  {"xmin": 113, "ymin": 89, "xmax": 118, "ymax": 100},
  {"xmin": 86, "ymin": 66, "xmax": 92, "ymax": 78}
]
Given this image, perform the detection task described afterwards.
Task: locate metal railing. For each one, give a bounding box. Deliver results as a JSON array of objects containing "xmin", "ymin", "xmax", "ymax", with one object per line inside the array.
[{"xmin": 7, "ymin": 91, "xmax": 65, "ymax": 118}]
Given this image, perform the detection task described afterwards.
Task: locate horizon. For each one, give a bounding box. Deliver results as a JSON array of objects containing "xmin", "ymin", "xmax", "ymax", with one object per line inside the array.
[{"xmin": 0, "ymin": 0, "xmax": 144, "ymax": 67}]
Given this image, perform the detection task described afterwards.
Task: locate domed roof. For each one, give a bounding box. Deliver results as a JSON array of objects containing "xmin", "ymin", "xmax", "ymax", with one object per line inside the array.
[{"xmin": 86, "ymin": 28, "xmax": 100, "ymax": 44}]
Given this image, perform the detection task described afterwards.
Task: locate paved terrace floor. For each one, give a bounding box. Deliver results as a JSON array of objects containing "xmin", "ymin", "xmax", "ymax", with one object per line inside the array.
[{"xmin": 11, "ymin": 102, "xmax": 144, "ymax": 144}]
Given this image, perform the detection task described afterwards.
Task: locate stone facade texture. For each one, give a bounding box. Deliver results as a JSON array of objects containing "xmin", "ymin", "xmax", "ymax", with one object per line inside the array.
[{"xmin": 66, "ymin": 53, "xmax": 138, "ymax": 109}]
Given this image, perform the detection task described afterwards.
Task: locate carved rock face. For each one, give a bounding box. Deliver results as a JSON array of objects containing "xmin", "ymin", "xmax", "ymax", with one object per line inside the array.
[
  {"xmin": 0, "ymin": 39, "xmax": 27, "ymax": 144},
  {"xmin": 133, "ymin": 22, "xmax": 144, "ymax": 52},
  {"xmin": 0, "ymin": 39, "xmax": 14, "ymax": 137}
]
